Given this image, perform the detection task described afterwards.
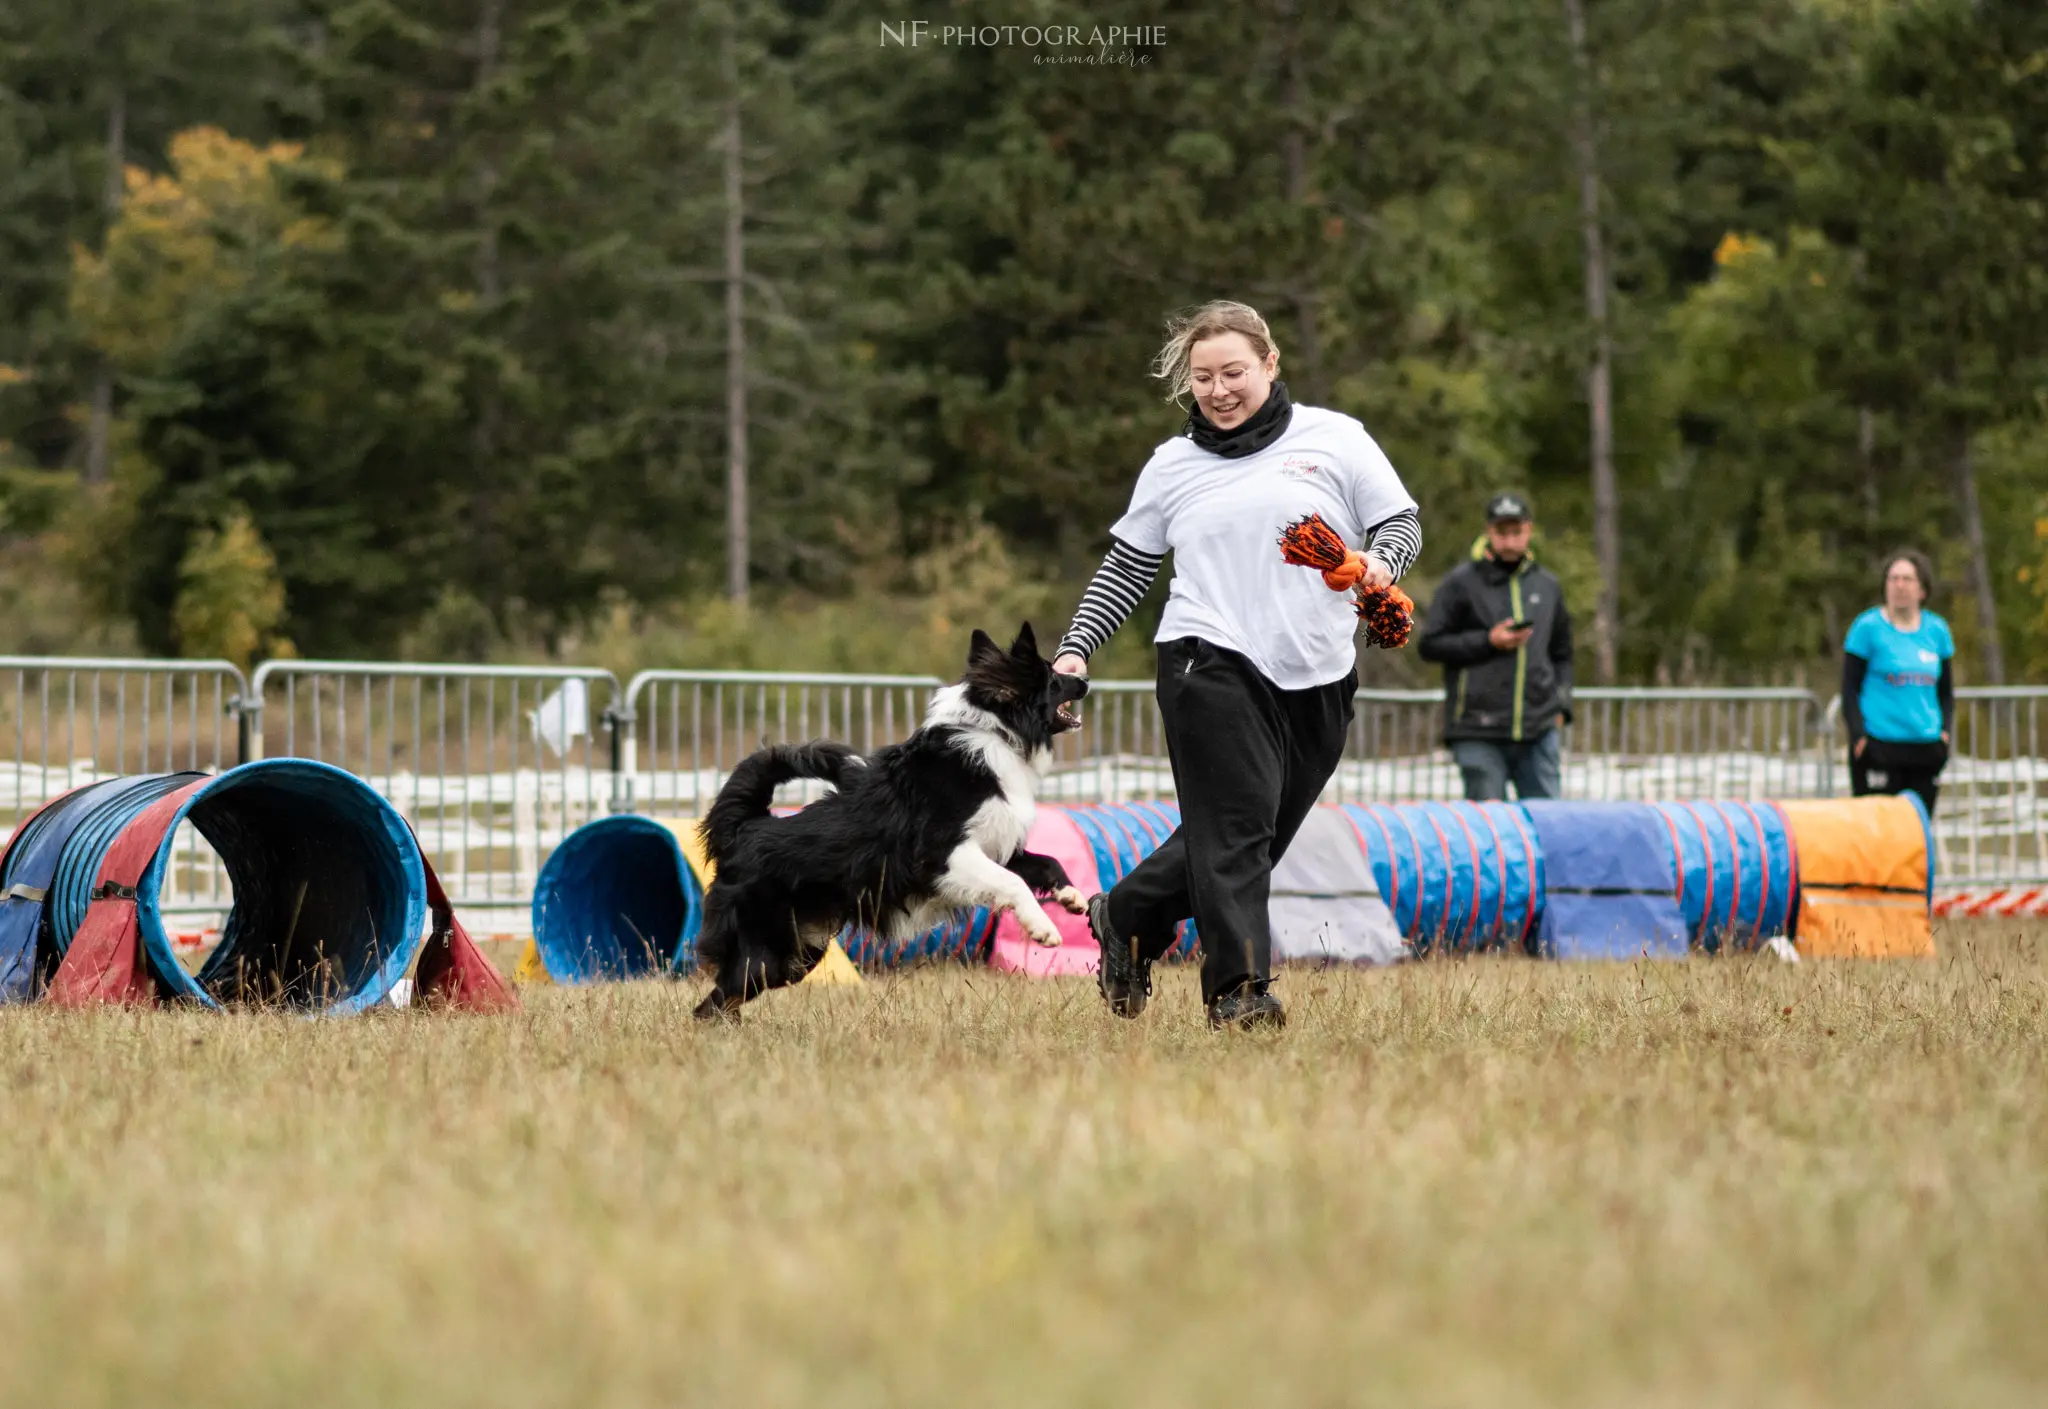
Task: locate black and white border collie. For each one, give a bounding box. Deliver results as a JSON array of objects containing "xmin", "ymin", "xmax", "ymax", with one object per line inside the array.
[{"xmin": 691, "ymin": 623, "xmax": 1090, "ymax": 1020}]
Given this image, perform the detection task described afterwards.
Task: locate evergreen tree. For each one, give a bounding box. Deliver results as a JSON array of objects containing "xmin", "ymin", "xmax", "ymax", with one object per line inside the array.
[
  {"xmin": 1779, "ymin": 0, "xmax": 2048, "ymax": 680},
  {"xmin": 0, "ymin": 0, "xmax": 2035, "ymax": 676}
]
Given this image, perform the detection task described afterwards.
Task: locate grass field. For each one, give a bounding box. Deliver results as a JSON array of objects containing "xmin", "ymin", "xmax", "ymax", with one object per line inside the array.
[{"xmin": 2, "ymin": 922, "xmax": 2044, "ymax": 1408}]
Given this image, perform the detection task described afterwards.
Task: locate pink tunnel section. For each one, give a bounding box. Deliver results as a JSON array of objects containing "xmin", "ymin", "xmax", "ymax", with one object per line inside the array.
[{"xmin": 987, "ymin": 808, "xmax": 1103, "ymax": 977}]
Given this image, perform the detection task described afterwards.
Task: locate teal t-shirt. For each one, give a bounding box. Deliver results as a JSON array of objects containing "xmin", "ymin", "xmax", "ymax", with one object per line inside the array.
[{"xmin": 1844, "ymin": 607, "xmax": 1953, "ymax": 743}]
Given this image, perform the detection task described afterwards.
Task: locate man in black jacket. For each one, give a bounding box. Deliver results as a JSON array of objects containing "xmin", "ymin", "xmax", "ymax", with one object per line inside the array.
[{"xmin": 1417, "ymin": 493, "xmax": 1574, "ymax": 800}]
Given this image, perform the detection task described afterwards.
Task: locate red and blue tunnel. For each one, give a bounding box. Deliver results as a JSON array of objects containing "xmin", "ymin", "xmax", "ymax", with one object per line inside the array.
[{"xmin": 0, "ymin": 760, "xmax": 510, "ymax": 1013}]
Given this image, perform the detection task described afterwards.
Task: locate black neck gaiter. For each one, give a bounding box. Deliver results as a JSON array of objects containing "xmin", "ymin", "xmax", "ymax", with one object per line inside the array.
[{"xmin": 1185, "ymin": 379, "xmax": 1294, "ymax": 459}]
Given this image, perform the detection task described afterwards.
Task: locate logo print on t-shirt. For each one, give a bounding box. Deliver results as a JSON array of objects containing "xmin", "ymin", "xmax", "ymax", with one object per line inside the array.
[{"xmin": 1280, "ymin": 456, "xmax": 1323, "ymax": 479}]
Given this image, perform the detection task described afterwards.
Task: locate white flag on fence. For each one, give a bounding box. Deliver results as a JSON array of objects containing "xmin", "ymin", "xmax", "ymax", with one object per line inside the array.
[{"xmin": 529, "ymin": 678, "xmax": 589, "ymax": 759}]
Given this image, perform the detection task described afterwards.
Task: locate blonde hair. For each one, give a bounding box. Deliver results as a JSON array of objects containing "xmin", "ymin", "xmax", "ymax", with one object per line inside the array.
[{"xmin": 1151, "ymin": 301, "xmax": 1279, "ymax": 403}]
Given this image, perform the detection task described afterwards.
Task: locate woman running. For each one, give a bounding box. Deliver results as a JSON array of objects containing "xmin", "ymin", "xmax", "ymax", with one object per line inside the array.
[{"xmin": 1053, "ymin": 301, "xmax": 1421, "ymax": 1030}]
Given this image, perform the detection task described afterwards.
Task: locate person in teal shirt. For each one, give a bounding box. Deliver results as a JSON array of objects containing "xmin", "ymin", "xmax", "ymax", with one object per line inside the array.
[{"xmin": 1841, "ymin": 549, "xmax": 1955, "ymax": 815}]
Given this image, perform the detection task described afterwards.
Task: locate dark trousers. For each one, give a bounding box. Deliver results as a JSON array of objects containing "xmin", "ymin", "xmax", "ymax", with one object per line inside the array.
[
  {"xmin": 1450, "ymin": 730, "xmax": 1562, "ymax": 801},
  {"xmin": 1105, "ymin": 638, "xmax": 1355, "ymax": 1006},
  {"xmin": 1850, "ymin": 737, "xmax": 1947, "ymax": 816}
]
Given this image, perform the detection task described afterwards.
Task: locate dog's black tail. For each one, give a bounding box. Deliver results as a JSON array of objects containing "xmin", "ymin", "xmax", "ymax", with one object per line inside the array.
[{"xmin": 699, "ymin": 740, "xmax": 866, "ymax": 865}]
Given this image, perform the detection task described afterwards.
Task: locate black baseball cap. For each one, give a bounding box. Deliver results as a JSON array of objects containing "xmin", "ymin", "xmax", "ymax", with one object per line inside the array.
[{"xmin": 1485, "ymin": 492, "xmax": 1532, "ymax": 524}]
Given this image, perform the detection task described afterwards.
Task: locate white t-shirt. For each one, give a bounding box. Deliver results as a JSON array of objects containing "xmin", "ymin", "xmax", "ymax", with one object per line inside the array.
[{"xmin": 1109, "ymin": 405, "xmax": 1417, "ymax": 691}]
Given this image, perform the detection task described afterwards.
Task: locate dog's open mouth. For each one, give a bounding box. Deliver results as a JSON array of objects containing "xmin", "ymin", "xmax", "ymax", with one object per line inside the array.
[{"xmin": 1056, "ymin": 701, "xmax": 1083, "ymax": 730}]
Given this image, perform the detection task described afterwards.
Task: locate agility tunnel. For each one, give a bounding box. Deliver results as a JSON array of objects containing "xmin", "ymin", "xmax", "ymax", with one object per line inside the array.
[
  {"xmin": 0, "ymin": 759, "xmax": 507, "ymax": 1013},
  {"xmin": 1773, "ymin": 794, "xmax": 1934, "ymax": 957},
  {"xmin": 0, "ymin": 774, "xmax": 199, "ymax": 1002},
  {"xmin": 1340, "ymin": 801, "xmax": 1542, "ymax": 955},
  {"xmin": 1334, "ymin": 799, "xmax": 1802, "ymax": 960},
  {"xmin": 1518, "ymin": 802, "xmax": 1691, "ymax": 960},
  {"xmin": 987, "ymin": 805, "xmax": 1099, "ymax": 976},
  {"xmin": 1651, "ymin": 801, "xmax": 1797, "ymax": 952},
  {"xmin": 531, "ymin": 814, "xmax": 704, "ymax": 981},
  {"xmin": 991, "ymin": 801, "xmax": 1404, "ymax": 970},
  {"xmin": 1062, "ymin": 803, "xmax": 1199, "ymax": 961},
  {"xmin": 1268, "ymin": 805, "xmax": 1403, "ymax": 964},
  {"xmin": 843, "ymin": 906, "xmax": 999, "ymax": 968},
  {"xmin": 527, "ymin": 793, "xmax": 1933, "ymax": 980}
]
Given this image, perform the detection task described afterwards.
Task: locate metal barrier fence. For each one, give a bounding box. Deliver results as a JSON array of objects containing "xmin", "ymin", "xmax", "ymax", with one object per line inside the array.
[
  {"xmin": 0, "ymin": 657, "xmax": 246, "ymax": 919},
  {"xmin": 618, "ymin": 672, "xmax": 1836, "ymax": 811},
  {"xmin": 0, "ymin": 656, "xmax": 2044, "ymax": 908},
  {"xmin": 1304, "ymin": 685, "xmax": 1831, "ymax": 804},
  {"xmin": 618, "ymin": 670, "xmax": 939, "ymax": 815},
  {"xmin": 246, "ymin": 661, "xmax": 623, "ymax": 913}
]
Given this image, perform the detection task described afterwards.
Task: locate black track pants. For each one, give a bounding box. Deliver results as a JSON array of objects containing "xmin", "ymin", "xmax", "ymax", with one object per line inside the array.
[
  {"xmin": 1105, "ymin": 637, "xmax": 1356, "ymax": 1006},
  {"xmin": 1850, "ymin": 737, "xmax": 1947, "ymax": 817}
]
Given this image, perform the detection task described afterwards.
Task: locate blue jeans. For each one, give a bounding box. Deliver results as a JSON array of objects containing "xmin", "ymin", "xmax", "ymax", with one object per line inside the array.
[{"xmin": 1450, "ymin": 730, "xmax": 1562, "ymax": 801}]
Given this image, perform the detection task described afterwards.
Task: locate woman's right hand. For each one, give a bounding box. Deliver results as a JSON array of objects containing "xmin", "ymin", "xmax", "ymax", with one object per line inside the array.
[
  {"xmin": 1854, "ymin": 736, "xmax": 1866, "ymax": 759},
  {"xmin": 1053, "ymin": 652, "xmax": 1088, "ymax": 677}
]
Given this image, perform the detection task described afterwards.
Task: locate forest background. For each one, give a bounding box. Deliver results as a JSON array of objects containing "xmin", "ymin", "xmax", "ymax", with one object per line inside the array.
[{"xmin": 1, "ymin": 0, "xmax": 2043, "ymax": 689}]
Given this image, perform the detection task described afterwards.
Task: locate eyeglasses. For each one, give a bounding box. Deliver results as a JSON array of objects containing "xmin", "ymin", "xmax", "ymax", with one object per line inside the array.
[{"xmin": 1191, "ymin": 366, "xmax": 1257, "ymax": 392}]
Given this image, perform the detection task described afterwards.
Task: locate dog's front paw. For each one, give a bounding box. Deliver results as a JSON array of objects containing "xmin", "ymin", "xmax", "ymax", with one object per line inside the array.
[
  {"xmin": 1052, "ymin": 885, "xmax": 1087, "ymax": 915},
  {"xmin": 1020, "ymin": 911, "xmax": 1063, "ymax": 947}
]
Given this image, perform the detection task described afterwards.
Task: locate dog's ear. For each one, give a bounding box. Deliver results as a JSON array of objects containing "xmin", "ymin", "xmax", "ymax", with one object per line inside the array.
[
  {"xmin": 1008, "ymin": 622, "xmax": 1040, "ymax": 661},
  {"xmin": 967, "ymin": 628, "xmax": 1004, "ymax": 667},
  {"xmin": 965, "ymin": 629, "xmax": 1024, "ymax": 701}
]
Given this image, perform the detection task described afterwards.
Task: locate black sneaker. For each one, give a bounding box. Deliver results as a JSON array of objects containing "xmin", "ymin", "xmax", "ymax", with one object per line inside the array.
[
  {"xmin": 1088, "ymin": 893, "xmax": 1150, "ymax": 1019},
  {"xmin": 1207, "ymin": 984, "xmax": 1286, "ymax": 1032}
]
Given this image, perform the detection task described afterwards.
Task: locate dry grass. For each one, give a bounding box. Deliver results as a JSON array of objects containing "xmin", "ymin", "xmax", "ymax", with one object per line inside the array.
[{"xmin": 1, "ymin": 921, "xmax": 2044, "ymax": 1408}]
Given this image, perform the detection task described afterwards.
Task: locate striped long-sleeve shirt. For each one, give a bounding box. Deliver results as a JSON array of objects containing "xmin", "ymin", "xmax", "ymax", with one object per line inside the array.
[{"xmin": 1056, "ymin": 506, "xmax": 1423, "ymax": 663}]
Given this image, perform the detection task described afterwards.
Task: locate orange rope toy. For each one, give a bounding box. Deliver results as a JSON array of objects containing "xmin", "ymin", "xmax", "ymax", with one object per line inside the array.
[{"xmin": 1276, "ymin": 513, "xmax": 1415, "ymax": 649}]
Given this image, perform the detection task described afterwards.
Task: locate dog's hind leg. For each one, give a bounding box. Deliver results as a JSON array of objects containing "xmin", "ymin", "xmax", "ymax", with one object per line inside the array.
[
  {"xmin": 691, "ymin": 884, "xmax": 767, "ymax": 1021},
  {"xmin": 941, "ymin": 844, "xmax": 1064, "ymax": 946},
  {"xmin": 692, "ymin": 894, "xmax": 832, "ymax": 1021}
]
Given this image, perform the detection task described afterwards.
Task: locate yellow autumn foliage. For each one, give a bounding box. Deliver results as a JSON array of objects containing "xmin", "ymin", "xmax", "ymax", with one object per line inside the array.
[
  {"xmin": 70, "ymin": 127, "xmax": 341, "ymax": 371},
  {"xmin": 1711, "ymin": 230, "xmax": 1766, "ymax": 267},
  {"xmin": 172, "ymin": 508, "xmax": 295, "ymax": 670}
]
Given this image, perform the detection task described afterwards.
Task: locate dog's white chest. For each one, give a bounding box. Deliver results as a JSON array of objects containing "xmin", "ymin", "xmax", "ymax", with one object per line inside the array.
[
  {"xmin": 967, "ymin": 794, "xmax": 1032, "ymax": 862},
  {"xmin": 963, "ymin": 741, "xmax": 1046, "ymax": 862}
]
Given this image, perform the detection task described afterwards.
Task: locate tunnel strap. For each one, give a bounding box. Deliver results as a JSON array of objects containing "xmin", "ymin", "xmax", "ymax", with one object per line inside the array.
[
  {"xmin": 4, "ymin": 883, "xmax": 47, "ymax": 903},
  {"xmin": 90, "ymin": 881, "xmax": 138, "ymax": 902},
  {"xmin": 1548, "ymin": 886, "xmax": 1680, "ymax": 897},
  {"xmin": 1800, "ymin": 882, "xmax": 1926, "ymax": 897}
]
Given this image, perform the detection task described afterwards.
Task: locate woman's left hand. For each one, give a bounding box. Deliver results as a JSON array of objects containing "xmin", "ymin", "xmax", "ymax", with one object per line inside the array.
[{"xmin": 1356, "ymin": 552, "xmax": 1393, "ymax": 592}]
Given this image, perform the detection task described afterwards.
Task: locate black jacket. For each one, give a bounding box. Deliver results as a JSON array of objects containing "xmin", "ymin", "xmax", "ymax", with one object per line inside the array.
[{"xmin": 1417, "ymin": 538, "xmax": 1574, "ymax": 742}]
